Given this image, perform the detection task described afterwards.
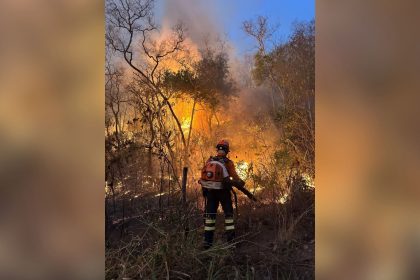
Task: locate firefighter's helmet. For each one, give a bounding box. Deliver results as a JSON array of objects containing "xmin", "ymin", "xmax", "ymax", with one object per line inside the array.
[{"xmin": 216, "ymin": 139, "xmax": 230, "ymax": 153}]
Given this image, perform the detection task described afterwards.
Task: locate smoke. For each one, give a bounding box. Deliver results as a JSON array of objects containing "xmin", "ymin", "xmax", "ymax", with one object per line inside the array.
[
  {"xmin": 158, "ymin": 0, "xmax": 279, "ymax": 164},
  {"xmin": 159, "ymin": 0, "xmax": 222, "ymax": 49},
  {"xmin": 159, "ymin": 0, "xmax": 275, "ymax": 102}
]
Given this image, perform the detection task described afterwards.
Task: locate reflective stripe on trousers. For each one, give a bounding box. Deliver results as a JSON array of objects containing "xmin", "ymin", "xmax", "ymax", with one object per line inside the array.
[
  {"xmin": 205, "ymin": 218, "xmax": 216, "ymax": 231},
  {"xmin": 225, "ymin": 217, "xmax": 234, "ymax": 231}
]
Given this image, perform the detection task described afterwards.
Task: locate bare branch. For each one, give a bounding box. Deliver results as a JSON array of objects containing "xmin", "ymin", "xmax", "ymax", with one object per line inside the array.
[{"xmin": 242, "ymin": 16, "xmax": 277, "ymax": 53}]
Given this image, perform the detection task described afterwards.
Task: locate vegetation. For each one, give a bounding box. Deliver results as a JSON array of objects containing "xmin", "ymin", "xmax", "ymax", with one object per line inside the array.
[{"xmin": 105, "ymin": 1, "xmax": 314, "ymax": 279}]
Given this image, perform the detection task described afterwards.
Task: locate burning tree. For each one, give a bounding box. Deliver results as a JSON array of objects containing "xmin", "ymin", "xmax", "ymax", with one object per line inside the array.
[{"xmin": 106, "ymin": 0, "xmax": 188, "ymax": 178}]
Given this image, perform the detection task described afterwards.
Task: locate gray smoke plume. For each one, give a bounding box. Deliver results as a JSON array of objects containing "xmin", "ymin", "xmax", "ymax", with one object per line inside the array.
[
  {"xmin": 159, "ymin": 0, "xmax": 223, "ymax": 49},
  {"xmin": 158, "ymin": 0, "xmax": 277, "ymax": 120}
]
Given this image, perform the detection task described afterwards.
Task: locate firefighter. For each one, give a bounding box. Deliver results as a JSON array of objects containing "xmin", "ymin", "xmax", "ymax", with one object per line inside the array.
[{"xmin": 199, "ymin": 140, "xmax": 245, "ymax": 249}]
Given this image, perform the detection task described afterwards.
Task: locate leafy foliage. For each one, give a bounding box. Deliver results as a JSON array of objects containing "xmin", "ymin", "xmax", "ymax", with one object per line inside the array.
[
  {"xmin": 162, "ymin": 49, "xmax": 237, "ymax": 110},
  {"xmin": 249, "ymin": 20, "xmax": 315, "ymax": 177}
]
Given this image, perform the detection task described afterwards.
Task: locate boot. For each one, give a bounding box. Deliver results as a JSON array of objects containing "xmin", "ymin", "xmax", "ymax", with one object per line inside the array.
[
  {"xmin": 204, "ymin": 230, "xmax": 214, "ymax": 249},
  {"xmin": 226, "ymin": 230, "xmax": 235, "ymax": 243}
]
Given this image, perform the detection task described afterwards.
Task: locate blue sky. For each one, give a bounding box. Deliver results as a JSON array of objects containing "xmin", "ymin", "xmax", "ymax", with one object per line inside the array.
[
  {"xmin": 214, "ymin": 0, "xmax": 315, "ymax": 55},
  {"xmin": 156, "ymin": 0, "xmax": 315, "ymax": 56}
]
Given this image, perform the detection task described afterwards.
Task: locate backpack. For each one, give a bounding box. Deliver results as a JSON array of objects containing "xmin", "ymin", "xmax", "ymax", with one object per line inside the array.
[{"xmin": 199, "ymin": 157, "xmax": 229, "ymax": 189}]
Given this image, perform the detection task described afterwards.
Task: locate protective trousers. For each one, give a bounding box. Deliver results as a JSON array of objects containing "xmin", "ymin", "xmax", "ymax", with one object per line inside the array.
[{"xmin": 203, "ymin": 188, "xmax": 235, "ymax": 248}]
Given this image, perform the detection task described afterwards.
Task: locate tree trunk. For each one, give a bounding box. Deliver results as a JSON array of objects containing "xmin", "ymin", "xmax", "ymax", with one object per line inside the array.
[
  {"xmin": 181, "ymin": 167, "xmax": 189, "ymax": 237},
  {"xmin": 159, "ymin": 160, "xmax": 164, "ymax": 214},
  {"xmin": 184, "ymin": 98, "xmax": 197, "ymax": 167}
]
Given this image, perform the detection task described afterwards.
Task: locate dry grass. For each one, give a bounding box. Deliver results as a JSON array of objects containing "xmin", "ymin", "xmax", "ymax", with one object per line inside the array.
[{"xmin": 106, "ymin": 184, "xmax": 314, "ymax": 279}]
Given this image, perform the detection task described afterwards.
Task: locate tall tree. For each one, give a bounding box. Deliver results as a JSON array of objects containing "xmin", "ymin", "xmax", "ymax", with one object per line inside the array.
[
  {"xmin": 106, "ymin": 0, "xmax": 189, "ymax": 171},
  {"xmin": 161, "ymin": 48, "xmax": 236, "ymax": 164},
  {"xmin": 244, "ymin": 19, "xmax": 315, "ymax": 177}
]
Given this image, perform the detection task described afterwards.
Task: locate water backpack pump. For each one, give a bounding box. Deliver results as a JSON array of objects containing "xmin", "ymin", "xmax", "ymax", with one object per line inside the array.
[
  {"xmin": 199, "ymin": 157, "xmax": 257, "ymax": 202},
  {"xmin": 200, "ymin": 159, "xmax": 229, "ymax": 189}
]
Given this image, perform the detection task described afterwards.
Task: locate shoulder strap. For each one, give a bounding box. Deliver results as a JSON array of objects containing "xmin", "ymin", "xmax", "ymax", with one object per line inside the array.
[{"xmin": 212, "ymin": 156, "xmax": 229, "ymax": 165}]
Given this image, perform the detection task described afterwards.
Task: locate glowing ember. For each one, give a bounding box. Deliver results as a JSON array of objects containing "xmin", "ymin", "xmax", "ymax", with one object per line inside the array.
[
  {"xmin": 181, "ymin": 117, "xmax": 191, "ymax": 131},
  {"xmin": 277, "ymin": 194, "xmax": 289, "ymax": 204},
  {"xmin": 105, "ymin": 181, "xmax": 111, "ymax": 196},
  {"xmin": 154, "ymin": 192, "xmax": 166, "ymax": 197},
  {"xmin": 236, "ymin": 161, "xmax": 249, "ymax": 180},
  {"xmin": 302, "ymin": 173, "xmax": 315, "ymax": 188}
]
